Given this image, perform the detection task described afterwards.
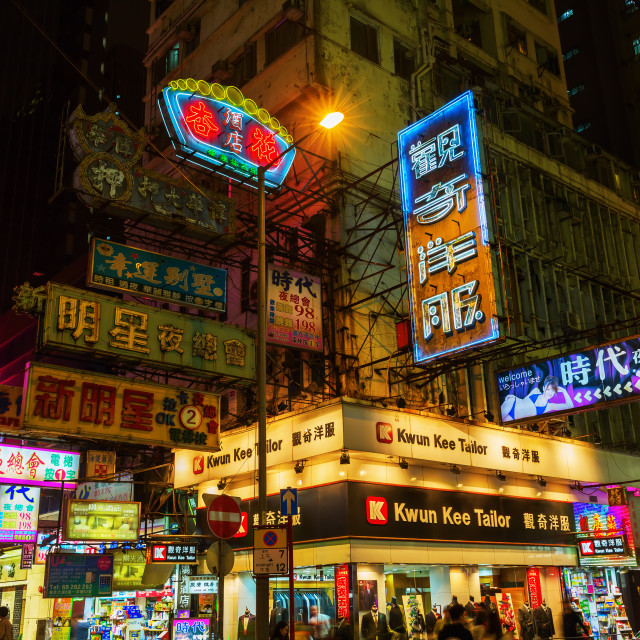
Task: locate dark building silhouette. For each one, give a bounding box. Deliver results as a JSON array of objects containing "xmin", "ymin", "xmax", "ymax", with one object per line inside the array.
[
  {"xmin": 556, "ymin": 0, "xmax": 640, "ymax": 168},
  {"xmin": 0, "ymin": 0, "xmax": 148, "ymax": 313}
]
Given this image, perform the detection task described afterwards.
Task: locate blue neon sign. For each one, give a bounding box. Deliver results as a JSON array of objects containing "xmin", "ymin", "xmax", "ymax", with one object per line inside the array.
[
  {"xmin": 159, "ymin": 84, "xmax": 295, "ymax": 189},
  {"xmin": 397, "ymin": 91, "xmax": 500, "ymax": 363},
  {"xmin": 497, "ymin": 335, "xmax": 640, "ymax": 424}
]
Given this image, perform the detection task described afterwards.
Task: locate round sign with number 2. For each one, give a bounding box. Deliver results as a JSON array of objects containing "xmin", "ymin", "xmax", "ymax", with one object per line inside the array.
[{"xmin": 179, "ymin": 405, "xmax": 203, "ymax": 431}]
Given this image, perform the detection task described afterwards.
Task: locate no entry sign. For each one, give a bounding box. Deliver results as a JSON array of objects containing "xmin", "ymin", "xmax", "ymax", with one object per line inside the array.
[{"xmin": 206, "ymin": 494, "xmax": 242, "ymax": 539}]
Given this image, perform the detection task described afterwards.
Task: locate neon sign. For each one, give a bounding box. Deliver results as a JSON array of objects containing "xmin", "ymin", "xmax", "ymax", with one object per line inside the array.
[
  {"xmin": 497, "ymin": 335, "xmax": 640, "ymax": 424},
  {"xmin": 397, "ymin": 91, "xmax": 500, "ymax": 363},
  {"xmin": 159, "ymin": 79, "xmax": 295, "ymax": 189}
]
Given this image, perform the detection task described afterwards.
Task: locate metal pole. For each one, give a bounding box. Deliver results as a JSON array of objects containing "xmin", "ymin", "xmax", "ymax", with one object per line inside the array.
[
  {"xmin": 216, "ymin": 556, "xmax": 224, "ymax": 640},
  {"xmin": 256, "ymin": 165, "xmax": 269, "ymax": 640},
  {"xmin": 288, "ymin": 516, "xmax": 294, "ymax": 639}
]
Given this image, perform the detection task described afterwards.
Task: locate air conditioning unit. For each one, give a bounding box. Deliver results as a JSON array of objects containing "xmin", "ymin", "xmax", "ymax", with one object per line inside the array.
[
  {"xmin": 176, "ymin": 21, "xmax": 195, "ymax": 41},
  {"xmin": 282, "ymin": 0, "xmax": 305, "ymax": 21},
  {"xmin": 211, "ymin": 59, "xmax": 234, "ymax": 82}
]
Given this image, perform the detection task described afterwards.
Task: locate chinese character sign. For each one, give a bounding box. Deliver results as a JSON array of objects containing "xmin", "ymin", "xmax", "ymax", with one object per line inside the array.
[
  {"xmin": 159, "ymin": 82, "xmax": 295, "ymax": 190},
  {"xmin": 65, "ymin": 500, "xmax": 140, "ymax": 542},
  {"xmin": 267, "ymin": 265, "xmax": 323, "ymax": 351},
  {"xmin": 0, "ymin": 485, "xmax": 40, "ymax": 543},
  {"xmin": 86, "ymin": 450, "xmax": 116, "ymax": 479},
  {"xmin": 89, "ymin": 239, "xmax": 227, "ymax": 312},
  {"xmin": 22, "ymin": 362, "xmax": 220, "ymax": 452},
  {"xmin": 0, "ymin": 385, "xmax": 22, "ymax": 430},
  {"xmin": 42, "ymin": 282, "xmax": 255, "ymax": 384},
  {"xmin": 44, "ymin": 553, "xmax": 114, "ymax": 598},
  {"xmin": 497, "ymin": 335, "xmax": 640, "ymax": 424},
  {"xmin": 397, "ymin": 91, "xmax": 499, "ymax": 363},
  {"xmin": 0, "ymin": 445, "xmax": 79, "ymax": 487},
  {"xmin": 335, "ymin": 564, "xmax": 350, "ymax": 621},
  {"xmin": 173, "ymin": 618, "xmax": 209, "ymax": 640}
]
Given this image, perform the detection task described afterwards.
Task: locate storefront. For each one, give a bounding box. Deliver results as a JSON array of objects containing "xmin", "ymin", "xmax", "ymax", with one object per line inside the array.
[
  {"xmin": 562, "ymin": 499, "xmax": 638, "ymax": 640},
  {"xmin": 174, "ymin": 398, "xmax": 640, "ymax": 640}
]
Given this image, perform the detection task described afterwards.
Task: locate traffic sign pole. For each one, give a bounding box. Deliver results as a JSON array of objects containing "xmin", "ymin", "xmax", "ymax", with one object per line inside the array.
[{"xmin": 288, "ymin": 516, "xmax": 294, "ymax": 639}]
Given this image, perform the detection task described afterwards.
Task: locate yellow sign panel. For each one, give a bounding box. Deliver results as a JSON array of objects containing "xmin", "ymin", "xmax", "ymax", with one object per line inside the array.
[
  {"xmin": 65, "ymin": 499, "xmax": 140, "ymax": 542},
  {"xmin": 253, "ymin": 527, "xmax": 287, "ymax": 549},
  {"xmin": 22, "ymin": 362, "xmax": 220, "ymax": 451}
]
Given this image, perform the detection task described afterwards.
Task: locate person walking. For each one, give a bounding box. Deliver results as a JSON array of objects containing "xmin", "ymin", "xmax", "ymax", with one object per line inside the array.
[
  {"xmin": 0, "ymin": 607, "xmax": 12, "ymax": 640},
  {"xmin": 270, "ymin": 620, "xmax": 290, "ymax": 640},
  {"xmin": 437, "ymin": 605, "xmax": 472, "ymax": 640}
]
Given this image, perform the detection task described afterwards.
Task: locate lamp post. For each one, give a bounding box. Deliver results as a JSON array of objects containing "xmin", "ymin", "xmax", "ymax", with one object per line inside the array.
[{"xmin": 255, "ymin": 112, "xmax": 343, "ymax": 639}]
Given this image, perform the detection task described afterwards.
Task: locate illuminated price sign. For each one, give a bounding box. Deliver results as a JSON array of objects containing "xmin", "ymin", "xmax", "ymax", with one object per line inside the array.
[{"xmin": 0, "ymin": 485, "xmax": 40, "ymax": 543}]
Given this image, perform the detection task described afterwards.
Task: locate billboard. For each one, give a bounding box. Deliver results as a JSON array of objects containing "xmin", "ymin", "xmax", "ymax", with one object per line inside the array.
[
  {"xmin": 573, "ymin": 501, "xmax": 636, "ymax": 567},
  {"xmin": 41, "ymin": 282, "xmax": 255, "ymax": 384},
  {"xmin": 159, "ymin": 80, "xmax": 295, "ymax": 189},
  {"xmin": 397, "ymin": 91, "xmax": 499, "ymax": 363},
  {"xmin": 497, "ymin": 335, "xmax": 640, "ymax": 424},
  {"xmin": 89, "ymin": 238, "xmax": 227, "ymax": 312},
  {"xmin": 64, "ymin": 499, "xmax": 141, "ymax": 542},
  {"xmin": 0, "ymin": 484, "xmax": 40, "ymax": 543},
  {"xmin": 23, "ymin": 362, "xmax": 220, "ymax": 451},
  {"xmin": 0, "ymin": 445, "xmax": 80, "ymax": 487},
  {"xmin": 267, "ymin": 264, "xmax": 323, "ymax": 351},
  {"xmin": 44, "ymin": 553, "xmax": 114, "ymax": 598},
  {"xmin": 69, "ymin": 105, "xmax": 235, "ymax": 241}
]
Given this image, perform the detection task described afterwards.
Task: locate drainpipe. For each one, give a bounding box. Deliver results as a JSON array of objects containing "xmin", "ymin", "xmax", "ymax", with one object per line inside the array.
[{"xmin": 410, "ymin": 24, "xmax": 434, "ymax": 121}]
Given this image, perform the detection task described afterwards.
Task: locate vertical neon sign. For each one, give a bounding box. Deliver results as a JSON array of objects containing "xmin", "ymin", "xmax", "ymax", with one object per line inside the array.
[{"xmin": 397, "ymin": 91, "xmax": 500, "ymax": 363}]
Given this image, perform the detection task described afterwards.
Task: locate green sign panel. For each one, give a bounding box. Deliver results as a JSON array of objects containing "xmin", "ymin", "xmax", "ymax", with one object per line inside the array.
[
  {"xmin": 44, "ymin": 553, "xmax": 114, "ymax": 598},
  {"xmin": 41, "ymin": 282, "xmax": 255, "ymax": 384}
]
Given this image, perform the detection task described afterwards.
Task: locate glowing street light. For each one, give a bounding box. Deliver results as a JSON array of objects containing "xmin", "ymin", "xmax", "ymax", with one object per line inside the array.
[{"xmin": 255, "ymin": 112, "xmax": 343, "ymax": 640}]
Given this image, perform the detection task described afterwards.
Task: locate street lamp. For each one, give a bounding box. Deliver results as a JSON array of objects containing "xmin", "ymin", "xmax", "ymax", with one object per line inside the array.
[{"xmin": 255, "ymin": 112, "xmax": 342, "ymax": 639}]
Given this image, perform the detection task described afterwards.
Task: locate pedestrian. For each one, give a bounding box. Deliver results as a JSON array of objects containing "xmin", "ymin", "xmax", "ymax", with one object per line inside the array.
[
  {"xmin": 0, "ymin": 607, "xmax": 12, "ymax": 640},
  {"xmin": 434, "ymin": 607, "xmax": 451, "ymax": 638},
  {"xmin": 437, "ymin": 605, "xmax": 473, "ymax": 640},
  {"xmin": 308, "ymin": 605, "xmax": 331, "ymax": 639},
  {"xmin": 270, "ymin": 620, "xmax": 290, "ymax": 640},
  {"xmin": 562, "ymin": 603, "xmax": 587, "ymax": 640},
  {"xmin": 70, "ymin": 616, "xmax": 90, "ymax": 640}
]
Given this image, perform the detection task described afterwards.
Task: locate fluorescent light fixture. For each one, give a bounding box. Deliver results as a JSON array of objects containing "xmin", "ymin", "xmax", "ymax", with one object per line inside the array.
[{"xmin": 319, "ymin": 112, "xmax": 344, "ymax": 129}]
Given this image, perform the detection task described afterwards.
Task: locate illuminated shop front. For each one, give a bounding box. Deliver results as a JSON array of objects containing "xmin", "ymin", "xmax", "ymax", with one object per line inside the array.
[
  {"xmin": 562, "ymin": 500, "xmax": 638, "ymax": 640},
  {"xmin": 174, "ymin": 397, "xmax": 640, "ymax": 640}
]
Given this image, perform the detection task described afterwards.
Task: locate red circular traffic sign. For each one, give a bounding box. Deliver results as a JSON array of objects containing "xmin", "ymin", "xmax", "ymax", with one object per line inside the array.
[{"xmin": 207, "ymin": 494, "xmax": 242, "ymax": 539}]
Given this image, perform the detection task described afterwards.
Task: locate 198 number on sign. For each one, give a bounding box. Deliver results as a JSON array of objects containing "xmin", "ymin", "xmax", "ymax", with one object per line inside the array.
[{"xmin": 252, "ymin": 548, "xmax": 288, "ymax": 576}]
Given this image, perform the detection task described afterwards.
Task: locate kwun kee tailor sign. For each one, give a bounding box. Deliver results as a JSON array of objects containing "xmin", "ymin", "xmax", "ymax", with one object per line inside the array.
[{"xmin": 397, "ymin": 91, "xmax": 500, "ymax": 363}]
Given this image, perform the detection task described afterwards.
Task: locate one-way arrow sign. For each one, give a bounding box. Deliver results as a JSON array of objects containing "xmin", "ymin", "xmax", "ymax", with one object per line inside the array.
[{"xmin": 280, "ymin": 486, "xmax": 298, "ymax": 516}]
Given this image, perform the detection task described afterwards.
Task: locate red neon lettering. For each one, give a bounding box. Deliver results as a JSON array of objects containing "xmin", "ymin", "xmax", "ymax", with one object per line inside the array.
[
  {"xmin": 184, "ymin": 102, "xmax": 219, "ymax": 138},
  {"xmin": 250, "ymin": 128, "xmax": 281, "ymax": 166}
]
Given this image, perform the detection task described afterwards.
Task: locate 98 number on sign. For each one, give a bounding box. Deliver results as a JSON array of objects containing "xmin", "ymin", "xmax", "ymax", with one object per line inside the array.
[{"xmin": 253, "ymin": 548, "xmax": 288, "ymax": 576}]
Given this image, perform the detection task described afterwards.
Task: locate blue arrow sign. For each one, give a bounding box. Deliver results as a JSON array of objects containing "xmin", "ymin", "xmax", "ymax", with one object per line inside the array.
[{"xmin": 280, "ymin": 487, "xmax": 298, "ymax": 516}]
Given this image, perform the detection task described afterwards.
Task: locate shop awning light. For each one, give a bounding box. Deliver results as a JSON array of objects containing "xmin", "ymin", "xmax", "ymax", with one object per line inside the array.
[
  {"xmin": 537, "ymin": 476, "xmax": 547, "ymax": 487},
  {"xmin": 450, "ymin": 464, "xmax": 461, "ymax": 475},
  {"xmin": 217, "ymin": 478, "xmax": 227, "ymax": 491},
  {"xmin": 399, "ymin": 458, "xmax": 409, "ymax": 470},
  {"xmin": 339, "ymin": 450, "xmax": 350, "ymax": 465},
  {"xmin": 294, "ymin": 460, "xmax": 306, "ymax": 474},
  {"xmin": 496, "ymin": 471, "xmax": 506, "ymax": 482}
]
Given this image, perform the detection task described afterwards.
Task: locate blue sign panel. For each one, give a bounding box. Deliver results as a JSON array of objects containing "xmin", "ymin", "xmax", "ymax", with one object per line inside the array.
[
  {"xmin": 159, "ymin": 82, "xmax": 295, "ymax": 190},
  {"xmin": 397, "ymin": 91, "xmax": 499, "ymax": 363},
  {"xmin": 280, "ymin": 487, "xmax": 298, "ymax": 516},
  {"xmin": 89, "ymin": 238, "xmax": 227, "ymax": 311},
  {"xmin": 43, "ymin": 552, "xmax": 114, "ymax": 598},
  {"xmin": 497, "ymin": 336, "xmax": 640, "ymax": 424}
]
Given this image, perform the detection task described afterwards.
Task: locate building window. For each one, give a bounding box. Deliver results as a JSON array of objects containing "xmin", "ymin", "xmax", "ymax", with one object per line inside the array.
[
  {"xmin": 624, "ymin": 0, "xmax": 639, "ymax": 15},
  {"xmin": 567, "ymin": 83, "xmax": 585, "ymax": 96},
  {"xmin": 575, "ymin": 121, "xmax": 591, "ymax": 133},
  {"xmin": 562, "ymin": 47, "xmax": 579, "ymax": 61},
  {"xmin": 154, "ymin": 42, "xmax": 179, "ymax": 83},
  {"xmin": 350, "ymin": 16, "xmax": 379, "ymax": 64},
  {"xmin": 633, "ymin": 36, "xmax": 640, "ymax": 55},
  {"xmin": 535, "ymin": 41, "xmax": 560, "ymax": 75},
  {"xmin": 393, "ymin": 38, "xmax": 415, "ymax": 80},
  {"xmin": 156, "ymin": 0, "xmax": 174, "ymax": 19},
  {"xmin": 558, "ymin": 9, "xmax": 574, "ymax": 22},
  {"xmin": 265, "ymin": 18, "xmax": 306, "ymax": 66},
  {"xmin": 506, "ymin": 20, "xmax": 527, "ymax": 55},
  {"xmin": 524, "ymin": 0, "xmax": 547, "ymax": 15},
  {"xmin": 183, "ymin": 20, "xmax": 201, "ymax": 57},
  {"xmin": 230, "ymin": 44, "xmax": 257, "ymax": 87}
]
